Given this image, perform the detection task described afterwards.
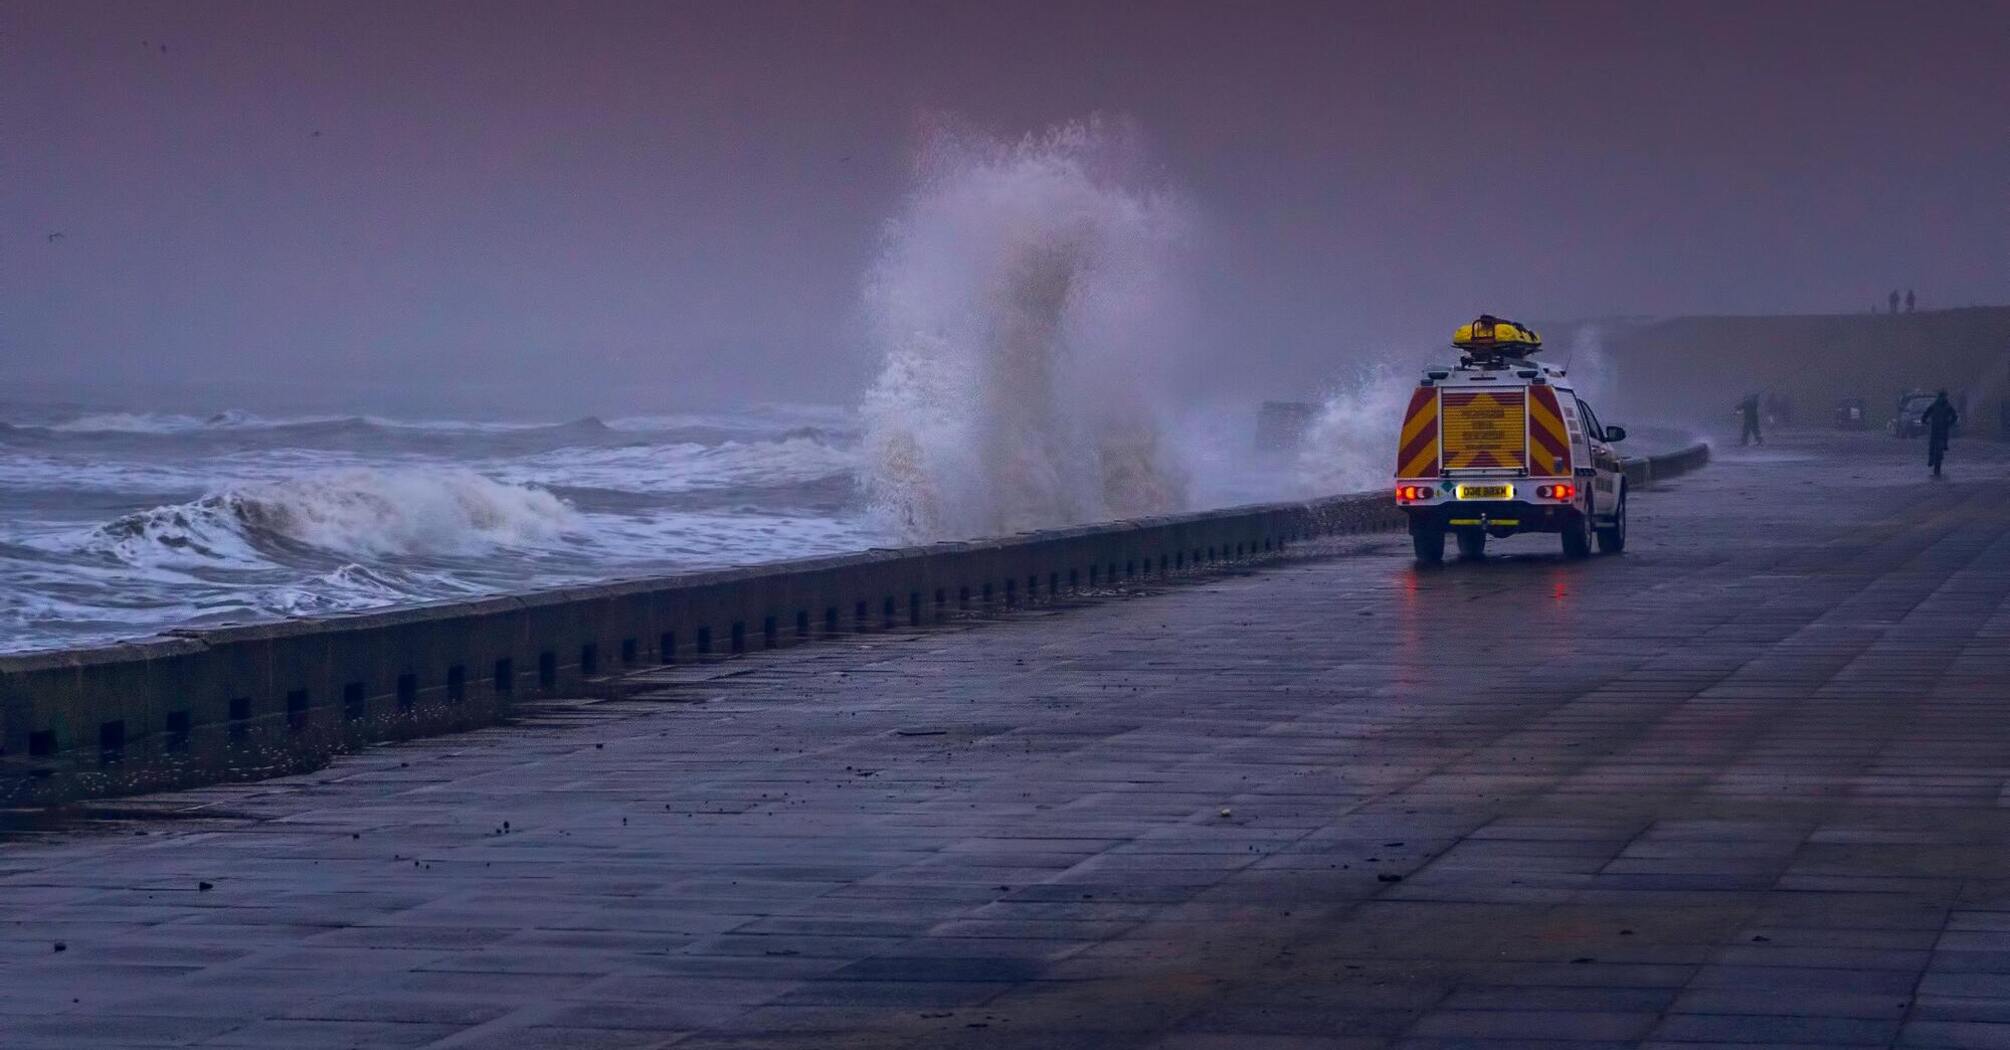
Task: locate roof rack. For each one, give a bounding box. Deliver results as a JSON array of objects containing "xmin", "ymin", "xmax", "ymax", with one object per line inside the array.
[{"xmin": 1452, "ymin": 314, "xmax": 1543, "ymax": 365}]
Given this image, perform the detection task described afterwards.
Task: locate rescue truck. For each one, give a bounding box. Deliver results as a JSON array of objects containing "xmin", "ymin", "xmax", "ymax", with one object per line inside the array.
[{"xmin": 1394, "ymin": 315, "xmax": 1629, "ymax": 564}]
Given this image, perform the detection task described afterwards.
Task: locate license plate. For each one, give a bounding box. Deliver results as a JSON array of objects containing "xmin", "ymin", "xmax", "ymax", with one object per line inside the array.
[{"xmin": 1456, "ymin": 484, "xmax": 1511, "ymax": 500}]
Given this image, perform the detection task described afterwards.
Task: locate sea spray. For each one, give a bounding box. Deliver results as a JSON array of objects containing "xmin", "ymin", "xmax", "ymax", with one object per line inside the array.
[
  {"xmin": 861, "ymin": 117, "xmax": 1192, "ymax": 540},
  {"xmin": 1295, "ymin": 363, "xmax": 1420, "ymax": 496},
  {"xmin": 1564, "ymin": 324, "xmax": 1617, "ymax": 409}
]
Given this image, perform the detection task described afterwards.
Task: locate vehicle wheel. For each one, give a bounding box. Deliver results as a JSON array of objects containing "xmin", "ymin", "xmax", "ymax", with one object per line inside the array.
[
  {"xmin": 1456, "ymin": 529, "xmax": 1486, "ymax": 560},
  {"xmin": 1412, "ymin": 526, "xmax": 1445, "ymax": 566},
  {"xmin": 1560, "ymin": 510, "xmax": 1593, "ymax": 559},
  {"xmin": 1597, "ymin": 489, "xmax": 1627, "ymax": 554}
]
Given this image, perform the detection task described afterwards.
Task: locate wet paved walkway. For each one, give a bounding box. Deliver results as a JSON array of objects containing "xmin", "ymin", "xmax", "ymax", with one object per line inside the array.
[{"xmin": 7, "ymin": 432, "xmax": 2010, "ymax": 1049}]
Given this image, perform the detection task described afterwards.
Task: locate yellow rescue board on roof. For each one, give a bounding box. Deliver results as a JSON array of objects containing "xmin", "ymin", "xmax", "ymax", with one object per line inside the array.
[{"xmin": 1452, "ymin": 314, "xmax": 1542, "ymax": 351}]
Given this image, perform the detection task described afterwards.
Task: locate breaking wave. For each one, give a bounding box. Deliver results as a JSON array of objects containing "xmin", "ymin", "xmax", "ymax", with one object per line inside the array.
[
  {"xmin": 48, "ymin": 410, "xmax": 271, "ymax": 434},
  {"xmin": 87, "ymin": 468, "xmax": 579, "ymax": 567},
  {"xmin": 861, "ymin": 116, "xmax": 1191, "ymax": 541},
  {"xmin": 1295, "ymin": 363, "xmax": 1419, "ymax": 496}
]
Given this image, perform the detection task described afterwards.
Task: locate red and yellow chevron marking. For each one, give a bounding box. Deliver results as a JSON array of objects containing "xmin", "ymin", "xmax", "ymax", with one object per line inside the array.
[
  {"xmin": 1440, "ymin": 390, "xmax": 1526, "ymax": 471},
  {"xmin": 1395, "ymin": 388, "xmax": 1440, "ymax": 478},
  {"xmin": 1527, "ymin": 385, "xmax": 1573, "ymax": 478}
]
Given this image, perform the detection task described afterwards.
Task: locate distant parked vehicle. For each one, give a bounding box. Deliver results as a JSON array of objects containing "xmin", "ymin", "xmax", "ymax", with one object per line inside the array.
[
  {"xmin": 1835, "ymin": 397, "xmax": 1867, "ymax": 430},
  {"xmin": 1891, "ymin": 391, "xmax": 1937, "ymax": 437}
]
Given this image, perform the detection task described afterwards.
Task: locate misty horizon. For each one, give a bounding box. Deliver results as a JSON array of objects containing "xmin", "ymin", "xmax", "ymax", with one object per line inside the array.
[{"xmin": 8, "ymin": 1, "xmax": 2008, "ymax": 416}]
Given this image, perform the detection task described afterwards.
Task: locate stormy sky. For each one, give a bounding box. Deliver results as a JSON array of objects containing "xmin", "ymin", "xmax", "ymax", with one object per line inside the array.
[{"xmin": 6, "ymin": 0, "xmax": 2006, "ymax": 414}]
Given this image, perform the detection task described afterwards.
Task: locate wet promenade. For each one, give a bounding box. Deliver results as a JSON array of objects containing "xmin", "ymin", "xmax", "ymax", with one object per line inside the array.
[{"xmin": 6, "ymin": 432, "xmax": 2010, "ymax": 1049}]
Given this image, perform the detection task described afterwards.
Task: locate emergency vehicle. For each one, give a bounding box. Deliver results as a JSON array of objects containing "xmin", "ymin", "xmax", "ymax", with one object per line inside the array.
[{"xmin": 1394, "ymin": 315, "xmax": 1629, "ymax": 564}]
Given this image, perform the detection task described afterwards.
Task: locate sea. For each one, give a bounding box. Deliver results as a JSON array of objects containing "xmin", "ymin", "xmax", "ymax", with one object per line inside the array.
[
  {"xmin": 0, "ymin": 393, "xmax": 1693, "ymax": 656},
  {"xmin": 0, "ymin": 401, "xmax": 882, "ymax": 654},
  {"xmin": 1, "ymin": 122, "xmax": 1672, "ymax": 656}
]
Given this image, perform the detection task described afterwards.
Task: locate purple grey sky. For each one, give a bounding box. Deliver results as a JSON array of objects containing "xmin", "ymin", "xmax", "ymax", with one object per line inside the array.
[{"xmin": 5, "ymin": 0, "xmax": 2007, "ymax": 412}]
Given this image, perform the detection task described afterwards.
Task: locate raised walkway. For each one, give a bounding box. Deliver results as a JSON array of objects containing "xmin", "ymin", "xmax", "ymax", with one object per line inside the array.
[{"xmin": 6, "ymin": 432, "xmax": 2010, "ymax": 1049}]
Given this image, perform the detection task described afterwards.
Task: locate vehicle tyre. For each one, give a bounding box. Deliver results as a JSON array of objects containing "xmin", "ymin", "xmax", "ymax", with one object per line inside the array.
[
  {"xmin": 1412, "ymin": 526, "xmax": 1445, "ymax": 566},
  {"xmin": 1560, "ymin": 510, "xmax": 1593, "ymax": 559},
  {"xmin": 1456, "ymin": 529, "xmax": 1487, "ymax": 560},
  {"xmin": 1596, "ymin": 489, "xmax": 1627, "ymax": 554}
]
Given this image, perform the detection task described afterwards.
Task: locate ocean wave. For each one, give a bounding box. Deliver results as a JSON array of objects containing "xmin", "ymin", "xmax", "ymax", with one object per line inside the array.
[
  {"xmin": 861, "ymin": 116, "xmax": 1193, "ymax": 541},
  {"xmin": 606, "ymin": 402, "xmax": 856, "ymax": 434},
  {"xmin": 499, "ymin": 435, "xmax": 859, "ymax": 495},
  {"xmin": 27, "ymin": 410, "xmax": 600, "ymax": 437},
  {"xmin": 0, "ymin": 401, "xmax": 885, "ymax": 653},
  {"xmin": 83, "ymin": 468, "xmax": 580, "ymax": 567},
  {"xmin": 45, "ymin": 409, "xmax": 274, "ymax": 434}
]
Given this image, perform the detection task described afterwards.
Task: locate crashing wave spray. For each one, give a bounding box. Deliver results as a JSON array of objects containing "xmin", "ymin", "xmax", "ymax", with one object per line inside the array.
[
  {"xmin": 861, "ymin": 117, "xmax": 1191, "ymax": 541},
  {"xmin": 1295, "ymin": 326, "xmax": 1622, "ymax": 497},
  {"xmin": 1294, "ymin": 363, "xmax": 1420, "ymax": 496},
  {"xmin": 1563, "ymin": 324, "xmax": 1616, "ymax": 408}
]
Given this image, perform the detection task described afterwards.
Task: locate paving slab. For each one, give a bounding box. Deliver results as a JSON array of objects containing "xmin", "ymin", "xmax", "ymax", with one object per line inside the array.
[{"xmin": 5, "ymin": 432, "xmax": 2010, "ymax": 1047}]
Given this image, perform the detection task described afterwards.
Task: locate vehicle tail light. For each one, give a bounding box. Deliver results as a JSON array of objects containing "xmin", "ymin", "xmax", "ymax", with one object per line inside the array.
[
  {"xmin": 1537, "ymin": 483, "xmax": 1576, "ymax": 500},
  {"xmin": 1396, "ymin": 485, "xmax": 1432, "ymax": 501}
]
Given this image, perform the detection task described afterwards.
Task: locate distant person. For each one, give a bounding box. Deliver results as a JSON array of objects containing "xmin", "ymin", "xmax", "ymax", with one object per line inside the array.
[
  {"xmin": 1737, "ymin": 393, "xmax": 1764, "ymax": 446},
  {"xmin": 1906, "ymin": 289, "xmax": 1916, "ymax": 313},
  {"xmin": 1890, "ymin": 289, "xmax": 1901, "ymax": 315},
  {"xmin": 1763, "ymin": 391, "xmax": 1786, "ymax": 427},
  {"xmin": 1922, "ymin": 390, "xmax": 1958, "ymax": 477}
]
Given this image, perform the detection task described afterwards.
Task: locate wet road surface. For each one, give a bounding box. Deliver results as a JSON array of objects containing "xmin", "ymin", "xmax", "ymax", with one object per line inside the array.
[{"xmin": 6, "ymin": 431, "xmax": 2010, "ymax": 1048}]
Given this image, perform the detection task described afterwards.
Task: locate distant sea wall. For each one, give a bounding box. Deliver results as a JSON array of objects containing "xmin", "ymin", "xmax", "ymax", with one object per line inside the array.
[
  {"xmin": 0, "ymin": 444, "xmax": 1708, "ymax": 806},
  {"xmin": 1599, "ymin": 305, "xmax": 2010, "ymax": 429}
]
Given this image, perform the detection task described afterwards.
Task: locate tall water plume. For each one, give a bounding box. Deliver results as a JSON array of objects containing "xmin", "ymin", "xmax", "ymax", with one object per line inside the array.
[
  {"xmin": 1563, "ymin": 324, "xmax": 1617, "ymax": 409},
  {"xmin": 860, "ymin": 118, "xmax": 1191, "ymax": 541}
]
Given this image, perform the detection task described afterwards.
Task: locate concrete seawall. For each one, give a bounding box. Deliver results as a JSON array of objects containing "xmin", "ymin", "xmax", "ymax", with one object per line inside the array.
[{"xmin": 0, "ymin": 444, "xmax": 1708, "ymax": 805}]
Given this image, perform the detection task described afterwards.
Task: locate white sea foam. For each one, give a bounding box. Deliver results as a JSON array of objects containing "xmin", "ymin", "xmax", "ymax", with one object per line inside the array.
[
  {"xmin": 860, "ymin": 116, "xmax": 1192, "ymax": 541},
  {"xmin": 85, "ymin": 468, "xmax": 579, "ymax": 566},
  {"xmin": 1295, "ymin": 364, "xmax": 1419, "ymax": 496}
]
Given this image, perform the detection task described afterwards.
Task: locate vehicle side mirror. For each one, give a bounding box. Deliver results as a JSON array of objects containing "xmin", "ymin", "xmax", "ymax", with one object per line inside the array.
[{"xmin": 1604, "ymin": 425, "xmax": 1628, "ymax": 442}]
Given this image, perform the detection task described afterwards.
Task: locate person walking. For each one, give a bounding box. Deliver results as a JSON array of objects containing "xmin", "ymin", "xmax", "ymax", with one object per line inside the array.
[
  {"xmin": 1922, "ymin": 390, "xmax": 1959, "ymax": 477},
  {"xmin": 1890, "ymin": 289, "xmax": 1901, "ymax": 315},
  {"xmin": 1906, "ymin": 289, "xmax": 1917, "ymax": 313},
  {"xmin": 1737, "ymin": 393, "xmax": 1764, "ymax": 446}
]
